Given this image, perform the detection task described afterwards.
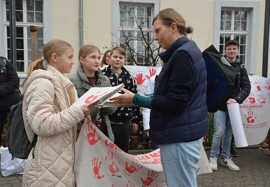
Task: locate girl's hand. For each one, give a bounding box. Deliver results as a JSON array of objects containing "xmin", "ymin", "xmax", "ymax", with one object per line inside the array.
[{"xmin": 81, "ymin": 104, "xmax": 91, "ymax": 117}]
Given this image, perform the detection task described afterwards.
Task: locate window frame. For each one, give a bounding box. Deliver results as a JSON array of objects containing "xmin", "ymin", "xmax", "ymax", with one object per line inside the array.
[
  {"xmin": 214, "ymin": 0, "xmax": 260, "ymax": 73},
  {"xmin": 0, "ymin": 0, "xmax": 51, "ymax": 76},
  {"xmin": 112, "ymin": 0, "xmax": 160, "ymax": 65}
]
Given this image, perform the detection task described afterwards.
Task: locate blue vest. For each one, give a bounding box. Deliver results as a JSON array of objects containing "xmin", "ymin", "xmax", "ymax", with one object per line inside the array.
[{"xmin": 150, "ymin": 37, "xmax": 209, "ymax": 144}]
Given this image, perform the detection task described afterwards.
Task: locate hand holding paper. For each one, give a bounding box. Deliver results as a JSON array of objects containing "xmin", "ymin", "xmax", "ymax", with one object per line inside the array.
[{"xmin": 110, "ymin": 88, "xmax": 135, "ymax": 105}]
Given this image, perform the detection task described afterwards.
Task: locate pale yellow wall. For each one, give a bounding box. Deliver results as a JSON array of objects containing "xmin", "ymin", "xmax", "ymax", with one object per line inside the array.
[
  {"xmin": 160, "ymin": 0, "xmax": 215, "ymax": 51},
  {"xmin": 254, "ymin": 0, "xmax": 265, "ymax": 76},
  {"xmin": 83, "ymin": 0, "xmax": 112, "ymax": 54},
  {"xmin": 50, "ymin": 0, "xmax": 80, "ymax": 73}
]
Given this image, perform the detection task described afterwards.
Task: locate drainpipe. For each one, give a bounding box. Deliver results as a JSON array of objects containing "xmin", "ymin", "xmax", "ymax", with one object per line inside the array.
[
  {"xmin": 262, "ymin": 0, "xmax": 270, "ymax": 77},
  {"xmin": 10, "ymin": 0, "xmax": 16, "ymax": 70},
  {"xmin": 79, "ymin": 0, "xmax": 84, "ymax": 47}
]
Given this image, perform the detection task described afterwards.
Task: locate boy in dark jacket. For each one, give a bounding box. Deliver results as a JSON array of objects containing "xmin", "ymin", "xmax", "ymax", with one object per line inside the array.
[
  {"xmin": 0, "ymin": 57, "xmax": 20, "ymax": 145},
  {"xmin": 102, "ymin": 47, "xmax": 139, "ymax": 152},
  {"xmin": 209, "ymin": 40, "xmax": 251, "ymax": 171}
]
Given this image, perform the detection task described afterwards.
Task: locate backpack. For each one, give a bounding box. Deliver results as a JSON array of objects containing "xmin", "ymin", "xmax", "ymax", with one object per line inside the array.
[
  {"xmin": 202, "ymin": 45, "xmax": 242, "ymax": 113},
  {"xmin": 7, "ymin": 95, "xmax": 37, "ymax": 159}
]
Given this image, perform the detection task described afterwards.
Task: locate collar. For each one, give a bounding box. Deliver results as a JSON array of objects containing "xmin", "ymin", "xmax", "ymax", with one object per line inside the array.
[
  {"xmin": 159, "ymin": 36, "xmax": 189, "ymax": 63},
  {"xmin": 225, "ymin": 56, "xmax": 241, "ymax": 64},
  {"xmin": 47, "ymin": 65, "xmax": 73, "ymax": 88}
]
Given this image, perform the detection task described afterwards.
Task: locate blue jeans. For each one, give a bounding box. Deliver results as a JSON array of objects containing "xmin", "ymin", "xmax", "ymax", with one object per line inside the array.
[
  {"xmin": 160, "ymin": 138, "xmax": 202, "ymax": 187},
  {"xmin": 210, "ymin": 110, "xmax": 232, "ymax": 159}
]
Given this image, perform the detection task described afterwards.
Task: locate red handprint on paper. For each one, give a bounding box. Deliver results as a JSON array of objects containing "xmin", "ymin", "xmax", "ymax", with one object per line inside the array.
[
  {"xmin": 248, "ymin": 97, "xmax": 256, "ymax": 104},
  {"xmin": 145, "ymin": 68, "xmax": 157, "ymax": 79},
  {"xmin": 140, "ymin": 171, "xmax": 158, "ymax": 186},
  {"xmin": 87, "ymin": 124, "xmax": 101, "ymax": 145},
  {"xmin": 125, "ymin": 162, "xmax": 137, "ymax": 174},
  {"xmin": 246, "ymin": 111, "xmax": 256, "ymax": 123},
  {"xmin": 135, "ymin": 73, "xmax": 145, "ymax": 85},
  {"xmin": 109, "ymin": 161, "xmax": 120, "ymax": 174},
  {"xmin": 92, "ymin": 158, "xmax": 104, "ymax": 179}
]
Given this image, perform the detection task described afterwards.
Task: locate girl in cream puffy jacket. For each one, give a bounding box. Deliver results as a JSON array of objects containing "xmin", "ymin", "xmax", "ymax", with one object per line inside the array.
[{"xmin": 22, "ymin": 40, "xmax": 90, "ymax": 187}]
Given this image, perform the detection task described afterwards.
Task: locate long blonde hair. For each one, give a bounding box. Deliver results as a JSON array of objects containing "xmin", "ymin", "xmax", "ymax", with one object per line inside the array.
[{"xmin": 22, "ymin": 39, "xmax": 72, "ymax": 87}]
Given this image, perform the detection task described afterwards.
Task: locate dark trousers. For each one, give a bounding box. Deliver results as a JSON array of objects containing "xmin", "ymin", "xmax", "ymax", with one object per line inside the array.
[
  {"xmin": 111, "ymin": 121, "xmax": 131, "ymax": 153},
  {"xmin": 0, "ymin": 111, "xmax": 8, "ymax": 145}
]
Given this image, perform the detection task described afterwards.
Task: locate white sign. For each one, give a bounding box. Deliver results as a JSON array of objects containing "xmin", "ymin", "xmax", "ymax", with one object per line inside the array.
[
  {"xmin": 125, "ymin": 65, "xmax": 161, "ymax": 95},
  {"xmin": 240, "ymin": 75, "xmax": 270, "ymax": 145}
]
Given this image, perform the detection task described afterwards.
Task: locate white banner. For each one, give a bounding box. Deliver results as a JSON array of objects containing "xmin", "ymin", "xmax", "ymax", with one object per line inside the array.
[
  {"xmin": 240, "ymin": 75, "xmax": 270, "ymax": 145},
  {"xmin": 75, "ymin": 122, "xmax": 211, "ymax": 187},
  {"xmin": 125, "ymin": 65, "xmax": 161, "ymax": 95}
]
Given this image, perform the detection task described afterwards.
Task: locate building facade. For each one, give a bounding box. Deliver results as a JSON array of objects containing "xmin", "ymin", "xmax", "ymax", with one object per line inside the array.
[{"xmin": 0, "ymin": 0, "xmax": 268, "ymax": 78}]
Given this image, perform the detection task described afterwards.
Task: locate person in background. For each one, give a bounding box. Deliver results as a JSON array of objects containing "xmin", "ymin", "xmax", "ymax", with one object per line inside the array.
[
  {"xmin": 142, "ymin": 60, "xmax": 163, "ymax": 148},
  {"xmin": 0, "ymin": 56, "xmax": 20, "ymax": 146},
  {"xmin": 209, "ymin": 40, "xmax": 251, "ymax": 171},
  {"xmin": 22, "ymin": 40, "xmax": 90, "ymax": 187},
  {"xmin": 111, "ymin": 8, "xmax": 209, "ymax": 187},
  {"xmin": 102, "ymin": 47, "xmax": 139, "ymax": 153},
  {"xmin": 69, "ymin": 45, "xmax": 115, "ymax": 140},
  {"xmin": 100, "ymin": 49, "xmax": 111, "ymax": 69}
]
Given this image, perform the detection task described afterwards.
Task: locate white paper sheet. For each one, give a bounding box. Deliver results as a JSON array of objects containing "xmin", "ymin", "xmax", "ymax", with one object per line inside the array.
[{"xmin": 227, "ymin": 103, "xmax": 248, "ymax": 147}]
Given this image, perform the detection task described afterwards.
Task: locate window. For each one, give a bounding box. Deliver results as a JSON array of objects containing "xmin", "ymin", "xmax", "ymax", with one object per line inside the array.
[
  {"xmin": 4, "ymin": 0, "xmax": 44, "ymax": 72},
  {"xmin": 219, "ymin": 8, "xmax": 249, "ymax": 64},
  {"xmin": 119, "ymin": 3, "xmax": 155, "ymax": 65},
  {"xmin": 112, "ymin": 0, "xmax": 160, "ymax": 66}
]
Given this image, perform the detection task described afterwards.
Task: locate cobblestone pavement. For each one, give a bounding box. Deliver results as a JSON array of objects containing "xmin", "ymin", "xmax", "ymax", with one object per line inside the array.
[{"xmin": 0, "ymin": 149, "xmax": 269, "ymax": 187}]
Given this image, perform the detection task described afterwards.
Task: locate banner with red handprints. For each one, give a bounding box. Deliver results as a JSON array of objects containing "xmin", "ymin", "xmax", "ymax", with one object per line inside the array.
[
  {"xmin": 125, "ymin": 65, "xmax": 162, "ymax": 95},
  {"xmin": 240, "ymin": 75, "xmax": 270, "ymax": 145},
  {"xmin": 75, "ymin": 122, "xmax": 211, "ymax": 187}
]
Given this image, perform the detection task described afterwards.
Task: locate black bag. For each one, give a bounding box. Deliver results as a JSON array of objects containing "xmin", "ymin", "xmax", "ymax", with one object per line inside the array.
[
  {"xmin": 203, "ymin": 45, "xmax": 241, "ymax": 112},
  {"xmin": 7, "ymin": 96, "xmax": 37, "ymax": 159}
]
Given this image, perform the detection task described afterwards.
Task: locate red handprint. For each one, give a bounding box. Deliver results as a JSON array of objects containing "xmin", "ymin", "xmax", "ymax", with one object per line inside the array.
[
  {"xmin": 92, "ymin": 158, "xmax": 104, "ymax": 179},
  {"xmin": 149, "ymin": 152, "xmax": 160, "ymax": 158},
  {"xmin": 146, "ymin": 68, "xmax": 157, "ymax": 79},
  {"xmin": 140, "ymin": 171, "xmax": 158, "ymax": 186},
  {"xmin": 87, "ymin": 124, "xmax": 101, "ymax": 145},
  {"xmin": 248, "ymin": 97, "xmax": 256, "ymax": 104},
  {"xmin": 246, "ymin": 111, "xmax": 256, "ymax": 123},
  {"xmin": 135, "ymin": 73, "xmax": 145, "ymax": 85},
  {"xmin": 125, "ymin": 162, "xmax": 137, "ymax": 174},
  {"xmin": 109, "ymin": 161, "xmax": 120, "ymax": 174}
]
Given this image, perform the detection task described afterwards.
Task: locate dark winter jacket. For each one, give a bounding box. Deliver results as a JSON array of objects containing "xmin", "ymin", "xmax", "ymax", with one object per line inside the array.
[
  {"xmin": 0, "ymin": 58, "xmax": 20, "ymax": 111},
  {"xmin": 150, "ymin": 37, "xmax": 209, "ymax": 145},
  {"xmin": 217, "ymin": 57, "xmax": 251, "ymax": 111},
  {"xmin": 102, "ymin": 66, "xmax": 140, "ymax": 124}
]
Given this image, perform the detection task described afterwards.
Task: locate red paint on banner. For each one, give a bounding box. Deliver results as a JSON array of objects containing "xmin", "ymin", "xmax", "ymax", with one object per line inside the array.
[
  {"xmin": 109, "ymin": 161, "xmax": 120, "ymax": 174},
  {"xmin": 140, "ymin": 171, "xmax": 158, "ymax": 186},
  {"xmin": 135, "ymin": 73, "xmax": 146, "ymax": 85},
  {"xmin": 145, "ymin": 68, "xmax": 156, "ymax": 79},
  {"xmin": 125, "ymin": 162, "xmax": 137, "ymax": 173},
  {"xmin": 87, "ymin": 123, "xmax": 101, "ymax": 145},
  {"xmin": 92, "ymin": 157, "xmax": 104, "ymax": 179}
]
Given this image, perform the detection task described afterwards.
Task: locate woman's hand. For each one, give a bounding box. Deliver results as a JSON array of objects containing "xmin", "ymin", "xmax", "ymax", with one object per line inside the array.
[{"xmin": 110, "ymin": 88, "xmax": 135, "ymax": 105}]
